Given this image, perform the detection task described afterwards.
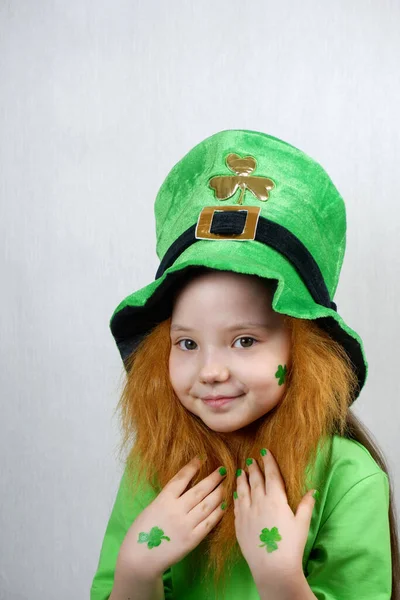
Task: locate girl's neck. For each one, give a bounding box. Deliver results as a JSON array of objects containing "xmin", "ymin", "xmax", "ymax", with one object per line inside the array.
[{"xmin": 217, "ymin": 416, "xmax": 264, "ymax": 454}]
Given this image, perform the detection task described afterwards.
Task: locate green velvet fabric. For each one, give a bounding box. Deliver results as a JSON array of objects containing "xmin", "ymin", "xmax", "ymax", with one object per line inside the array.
[{"xmin": 154, "ymin": 130, "xmax": 344, "ymax": 297}]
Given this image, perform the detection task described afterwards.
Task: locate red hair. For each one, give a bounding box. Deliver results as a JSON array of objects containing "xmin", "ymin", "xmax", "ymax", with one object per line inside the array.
[{"xmin": 114, "ymin": 312, "xmax": 399, "ymax": 596}]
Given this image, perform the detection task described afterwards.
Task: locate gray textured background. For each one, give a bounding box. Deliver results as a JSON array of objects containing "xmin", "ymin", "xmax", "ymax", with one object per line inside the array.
[{"xmin": 1, "ymin": 1, "xmax": 399, "ymax": 598}]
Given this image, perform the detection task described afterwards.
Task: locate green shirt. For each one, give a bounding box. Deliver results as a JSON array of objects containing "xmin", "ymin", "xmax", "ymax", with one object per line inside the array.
[{"xmin": 90, "ymin": 435, "xmax": 391, "ymax": 599}]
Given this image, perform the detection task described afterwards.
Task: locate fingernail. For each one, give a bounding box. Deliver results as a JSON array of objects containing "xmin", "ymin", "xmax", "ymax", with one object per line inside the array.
[
  {"xmin": 221, "ymin": 502, "xmax": 227, "ymax": 510},
  {"xmin": 198, "ymin": 454, "xmax": 206, "ymax": 461},
  {"xmin": 245, "ymin": 458, "xmax": 253, "ymax": 466},
  {"xmin": 236, "ymin": 468, "xmax": 242, "ymax": 477},
  {"xmin": 233, "ymin": 491, "xmax": 238, "ymax": 500},
  {"xmin": 312, "ymin": 490, "xmax": 320, "ymax": 501},
  {"xmin": 260, "ymin": 448, "xmax": 267, "ymax": 456},
  {"xmin": 219, "ymin": 466, "xmax": 227, "ymax": 476}
]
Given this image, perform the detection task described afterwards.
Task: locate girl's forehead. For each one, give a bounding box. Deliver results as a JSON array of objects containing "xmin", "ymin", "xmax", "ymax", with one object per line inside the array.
[
  {"xmin": 171, "ymin": 273, "xmax": 282, "ymax": 327},
  {"xmin": 170, "ymin": 308, "xmax": 286, "ymax": 336},
  {"xmin": 173, "ymin": 269, "xmax": 275, "ymax": 298}
]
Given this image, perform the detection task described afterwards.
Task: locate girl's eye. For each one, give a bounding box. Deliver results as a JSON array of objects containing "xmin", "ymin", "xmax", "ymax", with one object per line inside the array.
[
  {"xmin": 177, "ymin": 339, "xmax": 198, "ymax": 350},
  {"xmin": 233, "ymin": 337, "xmax": 256, "ymax": 348}
]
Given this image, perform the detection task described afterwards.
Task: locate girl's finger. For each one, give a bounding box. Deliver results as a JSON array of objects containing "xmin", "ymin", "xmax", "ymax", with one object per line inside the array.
[
  {"xmin": 181, "ymin": 464, "xmax": 227, "ymax": 512},
  {"xmin": 235, "ymin": 466, "xmax": 251, "ymax": 508},
  {"xmin": 192, "ymin": 493, "xmax": 227, "ymax": 540},
  {"xmin": 187, "ymin": 480, "xmax": 226, "ymax": 528},
  {"xmin": 260, "ymin": 448, "xmax": 287, "ymax": 502},
  {"xmin": 164, "ymin": 456, "xmax": 203, "ymax": 498},
  {"xmin": 245, "ymin": 457, "xmax": 266, "ymax": 503}
]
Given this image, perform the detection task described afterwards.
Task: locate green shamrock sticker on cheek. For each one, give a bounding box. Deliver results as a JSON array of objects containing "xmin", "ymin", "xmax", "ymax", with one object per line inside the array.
[
  {"xmin": 137, "ymin": 526, "xmax": 171, "ymax": 549},
  {"xmin": 259, "ymin": 526, "xmax": 282, "ymax": 552},
  {"xmin": 275, "ymin": 364, "xmax": 287, "ymax": 386}
]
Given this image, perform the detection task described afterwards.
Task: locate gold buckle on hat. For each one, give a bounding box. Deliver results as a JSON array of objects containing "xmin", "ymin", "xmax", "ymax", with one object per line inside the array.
[{"xmin": 195, "ymin": 205, "xmax": 261, "ymax": 240}]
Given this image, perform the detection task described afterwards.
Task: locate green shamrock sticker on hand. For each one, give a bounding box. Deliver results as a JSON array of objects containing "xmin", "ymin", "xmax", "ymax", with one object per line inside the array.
[
  {"xmin": 275, "ymin": 364, "xmax": 287, "ymax": 386},
  {"xmin": 137, "ymin": 526, "xmax": 171, "ymax": 549},
  {"xmin": 259, "ymin": 527, "xmax": 282, "ymax": 553}
]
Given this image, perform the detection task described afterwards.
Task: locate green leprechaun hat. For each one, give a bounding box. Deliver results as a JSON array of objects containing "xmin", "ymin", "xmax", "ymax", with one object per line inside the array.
[{"xmin": 110, "ymin": 129, "xmax": 367, "ymax": 403}]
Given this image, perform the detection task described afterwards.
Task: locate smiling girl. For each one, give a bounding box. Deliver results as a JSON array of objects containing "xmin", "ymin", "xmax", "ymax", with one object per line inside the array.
[
  {"xmin": 169, "ymin": 271, "xmax": 291, "ymax": 434},
  {"xmin": 90, "ymin": 130, "xmax": 399, "ymax": 600}
]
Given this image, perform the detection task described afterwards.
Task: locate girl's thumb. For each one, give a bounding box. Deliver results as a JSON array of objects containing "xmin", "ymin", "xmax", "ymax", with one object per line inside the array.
[{"xmin": 295, "ymin": 489, "xmax": 319, "ymax": 530}]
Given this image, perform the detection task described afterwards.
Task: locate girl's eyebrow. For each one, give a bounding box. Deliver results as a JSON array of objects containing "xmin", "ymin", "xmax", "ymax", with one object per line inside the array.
[{"xmin": 170, "ymin": 322, "xmax": 270, "ymax": 332}]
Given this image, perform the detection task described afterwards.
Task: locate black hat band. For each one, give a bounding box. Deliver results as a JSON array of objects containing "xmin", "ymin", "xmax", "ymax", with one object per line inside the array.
[{"xmin": 155, "ymin": 209, "xmax": 337, "ymax": 312}]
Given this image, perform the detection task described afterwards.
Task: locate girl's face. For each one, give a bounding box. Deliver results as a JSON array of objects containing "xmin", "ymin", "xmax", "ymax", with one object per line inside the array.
[{"xmin": 169, "ymin": 271, "xmax": 291, "ymax": 433}]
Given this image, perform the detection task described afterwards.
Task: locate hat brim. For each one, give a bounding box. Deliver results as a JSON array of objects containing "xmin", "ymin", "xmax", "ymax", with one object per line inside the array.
[{"xmin": 110, "ymin": 239, "xmax": 367, "ymax": 402}]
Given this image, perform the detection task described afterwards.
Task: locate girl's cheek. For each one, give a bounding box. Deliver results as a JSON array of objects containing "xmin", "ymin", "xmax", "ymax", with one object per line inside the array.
[
  {"xmin": 169, "ymin": 356, "xmax": 193, "ymax": 389},
  {"xmin": 168, "ymin": 358, "xmax": 180, "ymax": 387}
]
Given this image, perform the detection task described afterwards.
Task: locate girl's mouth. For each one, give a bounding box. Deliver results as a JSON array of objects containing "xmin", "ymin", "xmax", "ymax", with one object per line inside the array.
[{"xmin": 202, "ymin": 395, "xmax": 243, "ymax": 408}]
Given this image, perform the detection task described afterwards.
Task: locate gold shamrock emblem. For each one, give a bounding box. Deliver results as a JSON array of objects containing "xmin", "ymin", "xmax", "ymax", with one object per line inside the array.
[{"xmin": 208, "ymin": 153, "xmax": 275, "ymax": 205}]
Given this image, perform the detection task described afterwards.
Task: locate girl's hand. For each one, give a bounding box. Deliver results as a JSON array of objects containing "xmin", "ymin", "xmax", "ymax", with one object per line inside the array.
[
  {"xmin": 233, "ymin": 449, "xmax": 317, "ymax": 589},
  {"xmin": 117, "ymin": 456, "xmax": 227, "ymax": 581}
]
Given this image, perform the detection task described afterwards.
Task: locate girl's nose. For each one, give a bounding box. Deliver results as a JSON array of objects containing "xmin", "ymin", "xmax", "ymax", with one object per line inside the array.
[{"xmin": 199, "ymin": 364, "xmax": 230, "ymax": 384}]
